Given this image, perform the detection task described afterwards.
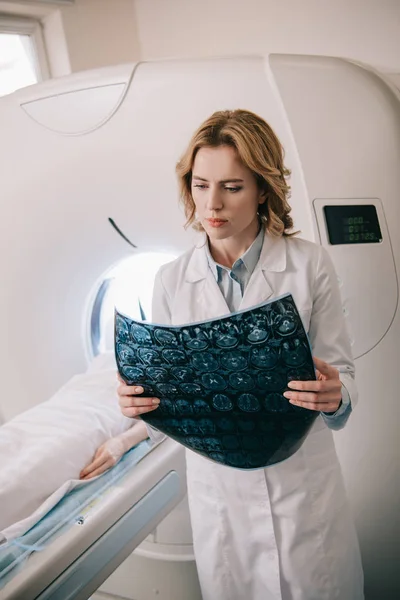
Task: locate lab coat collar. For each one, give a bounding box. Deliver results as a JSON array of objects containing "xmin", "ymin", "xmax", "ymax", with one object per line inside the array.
[
  {"xmin": 185, "ymin": 230, "xmax": 287, "ymax": 283},
  {"xmin": 205, "ymin": 224, "xmax": 265, "ymax": 281}
]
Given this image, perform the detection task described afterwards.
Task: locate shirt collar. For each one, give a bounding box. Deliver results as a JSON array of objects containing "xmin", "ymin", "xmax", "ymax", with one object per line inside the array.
[{"xmin": 205, "ymin": 224, "xmax": 265, "ymax": 281}]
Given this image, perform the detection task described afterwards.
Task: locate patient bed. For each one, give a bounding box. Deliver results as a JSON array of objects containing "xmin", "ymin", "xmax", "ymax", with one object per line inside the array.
[
  {"xmin": 0, "ymin": 436, "xmax": 186, "ymax": 600},
  {"xmin": 0, "ymin": 349, "xmax": 191, "ymax": 600}
]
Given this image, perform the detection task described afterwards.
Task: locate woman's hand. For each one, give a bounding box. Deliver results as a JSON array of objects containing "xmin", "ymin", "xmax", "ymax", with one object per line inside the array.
[
  {"xmin": 283, "ymin": 356, "xmax": 342, "ymax": 413},
  {"xmin": 117, "ymin": 372, "xmax": 160, "ymax": 418},
  {"xmin": 79, "ymin": 437, "xmax": 125, "ymax": 480}
]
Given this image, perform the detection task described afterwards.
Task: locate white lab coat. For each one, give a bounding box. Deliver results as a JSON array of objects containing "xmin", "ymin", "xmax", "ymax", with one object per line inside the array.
[{"xmin": 151, "ymin": 232, "xmax": 364, "ymax": 600}]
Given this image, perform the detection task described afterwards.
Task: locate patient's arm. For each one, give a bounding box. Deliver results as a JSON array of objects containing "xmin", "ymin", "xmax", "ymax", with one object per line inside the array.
[{"xmin": 79, "ymin": 420, "xmax": 149, "ymax": 480}]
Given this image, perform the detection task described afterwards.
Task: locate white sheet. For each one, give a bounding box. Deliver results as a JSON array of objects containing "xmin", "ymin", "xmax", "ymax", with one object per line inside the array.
[{"xmin": 0, "ymin": 353, "xmax": 133, "ymax": 540}]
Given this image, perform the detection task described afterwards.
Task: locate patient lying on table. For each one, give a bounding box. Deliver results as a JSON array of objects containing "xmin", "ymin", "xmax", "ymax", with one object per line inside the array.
[{"xmin": 0, "ymin": 353, "xmax": 150, "ymax": 540}]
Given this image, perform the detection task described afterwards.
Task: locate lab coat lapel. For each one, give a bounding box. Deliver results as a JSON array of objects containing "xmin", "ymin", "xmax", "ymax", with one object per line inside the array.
[
  {"xmin": 239, "ymin": 268, "xmax": 274, "ymax": 311},
  {"xmin": 200, "ymin": 271, "xmax": 231, "ymax": 320},
  {"xmin": 239, "ymin": 232, "xmax": 287, "ymax": 311},
  {"xmin": 184, "ymin": 240, "xmax": 230, "ymax": 322},
  {"xmin": 184, "ymin": 231, "xmax": 287, "ymax": 320}
]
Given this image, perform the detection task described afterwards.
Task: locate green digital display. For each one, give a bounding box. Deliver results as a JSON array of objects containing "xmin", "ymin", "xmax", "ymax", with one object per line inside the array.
[{"xmin": 323, "ymin": 205, "xmax": 382, "ymax": 245}]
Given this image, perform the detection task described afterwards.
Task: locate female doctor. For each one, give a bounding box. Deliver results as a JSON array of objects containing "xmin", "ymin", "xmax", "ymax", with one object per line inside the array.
[{"xmin": 117, "ymin": 109, "xmax": 364, "ymax": 600}]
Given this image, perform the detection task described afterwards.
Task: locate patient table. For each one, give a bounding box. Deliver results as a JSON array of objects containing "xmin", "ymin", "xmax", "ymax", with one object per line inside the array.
[{"xmin": 0, "ymin": 438, "xmax": 186, "ymax": 600}]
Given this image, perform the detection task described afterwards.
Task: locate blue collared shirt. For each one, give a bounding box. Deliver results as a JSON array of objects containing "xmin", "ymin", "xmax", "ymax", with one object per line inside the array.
[
  {"xmin": 205, "ymin": 225, "xmax": 264, "ymax": 313},
  {"xmin": 205, "ymin": 227, "xmax": 351, "ymax": 428}
]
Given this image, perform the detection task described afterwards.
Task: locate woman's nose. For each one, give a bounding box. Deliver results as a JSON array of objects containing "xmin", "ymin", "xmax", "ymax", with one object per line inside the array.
[{"xmin": 206, "ymin": 187, "xmax": 223, "ymax": 211}]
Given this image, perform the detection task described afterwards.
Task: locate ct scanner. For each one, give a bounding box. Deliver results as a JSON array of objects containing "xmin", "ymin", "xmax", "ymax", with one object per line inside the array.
[{"xmin": 0, "ymin": 54, "xmax": 399, "ymax": 599}]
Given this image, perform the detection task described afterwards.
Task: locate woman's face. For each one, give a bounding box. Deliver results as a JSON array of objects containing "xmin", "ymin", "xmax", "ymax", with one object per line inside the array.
[{"xmin": 191, "ymin": 145, "xmax": 265, "ymax": 241}]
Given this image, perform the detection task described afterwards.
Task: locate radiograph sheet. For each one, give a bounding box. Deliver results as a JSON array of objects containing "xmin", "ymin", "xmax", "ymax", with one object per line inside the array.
[{"xmin": 115, "ymin": 294, "xmax": 318, "ymax": 469}]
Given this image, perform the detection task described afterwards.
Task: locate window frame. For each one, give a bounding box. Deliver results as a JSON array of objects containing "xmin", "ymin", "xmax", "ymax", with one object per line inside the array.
[{"xmin": 0, "ymin": 14, "xmax": 50, "ymax": 83}]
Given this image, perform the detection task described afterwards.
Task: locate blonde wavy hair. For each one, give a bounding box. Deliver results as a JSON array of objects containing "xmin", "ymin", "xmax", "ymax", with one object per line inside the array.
[{"xmin": 176, "ymin": 109, "xmax": 296, "ymax": 236}]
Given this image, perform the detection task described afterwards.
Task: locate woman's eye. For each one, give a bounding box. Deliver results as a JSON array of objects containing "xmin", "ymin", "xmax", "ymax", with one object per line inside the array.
[
  {"xmin": 225, "ymin": 186, "xmax": 242, "ymax": 193},
  {"xmin": 193, "ymin": 184, "xmax": 207, "ymax": 190}
]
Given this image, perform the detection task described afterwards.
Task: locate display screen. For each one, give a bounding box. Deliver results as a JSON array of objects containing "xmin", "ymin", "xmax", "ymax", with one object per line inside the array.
[{"xmin": 323, "ymin": 205, "xmax": 382, "ymax": 245}]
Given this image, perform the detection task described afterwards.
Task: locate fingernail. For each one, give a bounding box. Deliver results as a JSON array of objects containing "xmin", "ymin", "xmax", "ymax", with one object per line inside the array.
[
  {"xmin": 283, "ymin": 392, "xmax": 292, "ymax": 399},
  {"xmin": 152, "ymin": 398, "xmax": 160, "ymax": 405},
  {"xmin": 134, "ymin": 386, "xmax": 143, "ymax": 393},
  {"xmin": 287, "ymin": 382, "xmax": 296, "ymax": 389}
]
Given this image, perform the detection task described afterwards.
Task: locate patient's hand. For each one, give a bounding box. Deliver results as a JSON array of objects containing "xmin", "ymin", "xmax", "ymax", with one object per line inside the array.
[
  {"xmin": 79, "ymin": 421, "xmax": 149, "ymax": 480},
  {"xmin": 79, "ymin": 437, "xmax": 125, "ymax": 480}
]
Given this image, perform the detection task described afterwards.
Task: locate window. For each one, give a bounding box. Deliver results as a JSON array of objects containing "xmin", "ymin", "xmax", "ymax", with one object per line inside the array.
[
  {"xmin": 0, "ymin": 16, "xmax": 49, "ymax": 97},
  {"xmin": 88, "ymin": 252, "xmax": 177, "ymax": 359}
]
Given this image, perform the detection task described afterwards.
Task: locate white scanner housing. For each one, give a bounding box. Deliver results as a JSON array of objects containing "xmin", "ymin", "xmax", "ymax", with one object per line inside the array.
[{"xmin": 0, "ymin": 54, "xmax": 399, "ymax": 599}]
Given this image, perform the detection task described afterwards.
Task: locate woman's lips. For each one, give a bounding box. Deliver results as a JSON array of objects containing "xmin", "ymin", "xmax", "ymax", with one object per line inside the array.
[{"xmin": 206, "ymin": 218, "xmax": 228, "ymax": 228}]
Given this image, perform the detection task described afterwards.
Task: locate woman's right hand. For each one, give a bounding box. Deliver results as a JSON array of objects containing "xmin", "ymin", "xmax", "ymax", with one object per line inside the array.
[{"xmin": 117, "ymin": 372, "xmax": 160, "ymax": 418}]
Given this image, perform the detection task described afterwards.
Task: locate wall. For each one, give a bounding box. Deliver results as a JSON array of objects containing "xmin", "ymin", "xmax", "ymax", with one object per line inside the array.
[
  {"xmin": 387, "ymin": 72, "xmax": 400, "ymax": 89},
  {"xmin": 57, "ymin": 0, "xmax": 139, "ymax": 73},
  {"xmin": 134, "ymin": 0, "xmax": 400, "ymax": 72},
  {"xmin": 3, "ymin": 1, "xmax": 398, "ymax": 78}
]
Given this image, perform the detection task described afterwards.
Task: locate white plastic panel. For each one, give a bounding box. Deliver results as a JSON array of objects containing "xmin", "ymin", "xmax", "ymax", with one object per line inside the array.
[
  {"xmin": 313, "ymin": 197, "xmax": 398, "ymax": 358},
  {"xmin": 270, "ymin": 54, "xmax": 400, "ymax": 595},
  {"xmin": 18, "ymin": 63, "xmax": 137, "ymax": 135},
  {"xmin": 269, "ymin": 53, "xmax": 400, "ymax": 247},
  {"xmin": 21, "ymin": 84, "xmax": 127, "ymax": 134}
]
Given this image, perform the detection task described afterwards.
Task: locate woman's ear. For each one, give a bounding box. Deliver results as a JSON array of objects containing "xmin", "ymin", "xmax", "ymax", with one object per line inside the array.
[{"xmin": 258, "ymin": 190, "xmax": 267, "ymax": 205}]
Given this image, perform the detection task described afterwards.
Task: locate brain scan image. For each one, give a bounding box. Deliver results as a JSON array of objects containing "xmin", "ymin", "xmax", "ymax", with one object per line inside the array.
[{"xmin": 115, "ymin": 294, "xmax": 317, "ymax": 469}]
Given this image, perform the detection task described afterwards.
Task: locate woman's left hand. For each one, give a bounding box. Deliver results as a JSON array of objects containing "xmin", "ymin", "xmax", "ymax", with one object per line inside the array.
[{"xmin": 283, "ymin": 356, "xmax": 342, "ymax": 413}]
